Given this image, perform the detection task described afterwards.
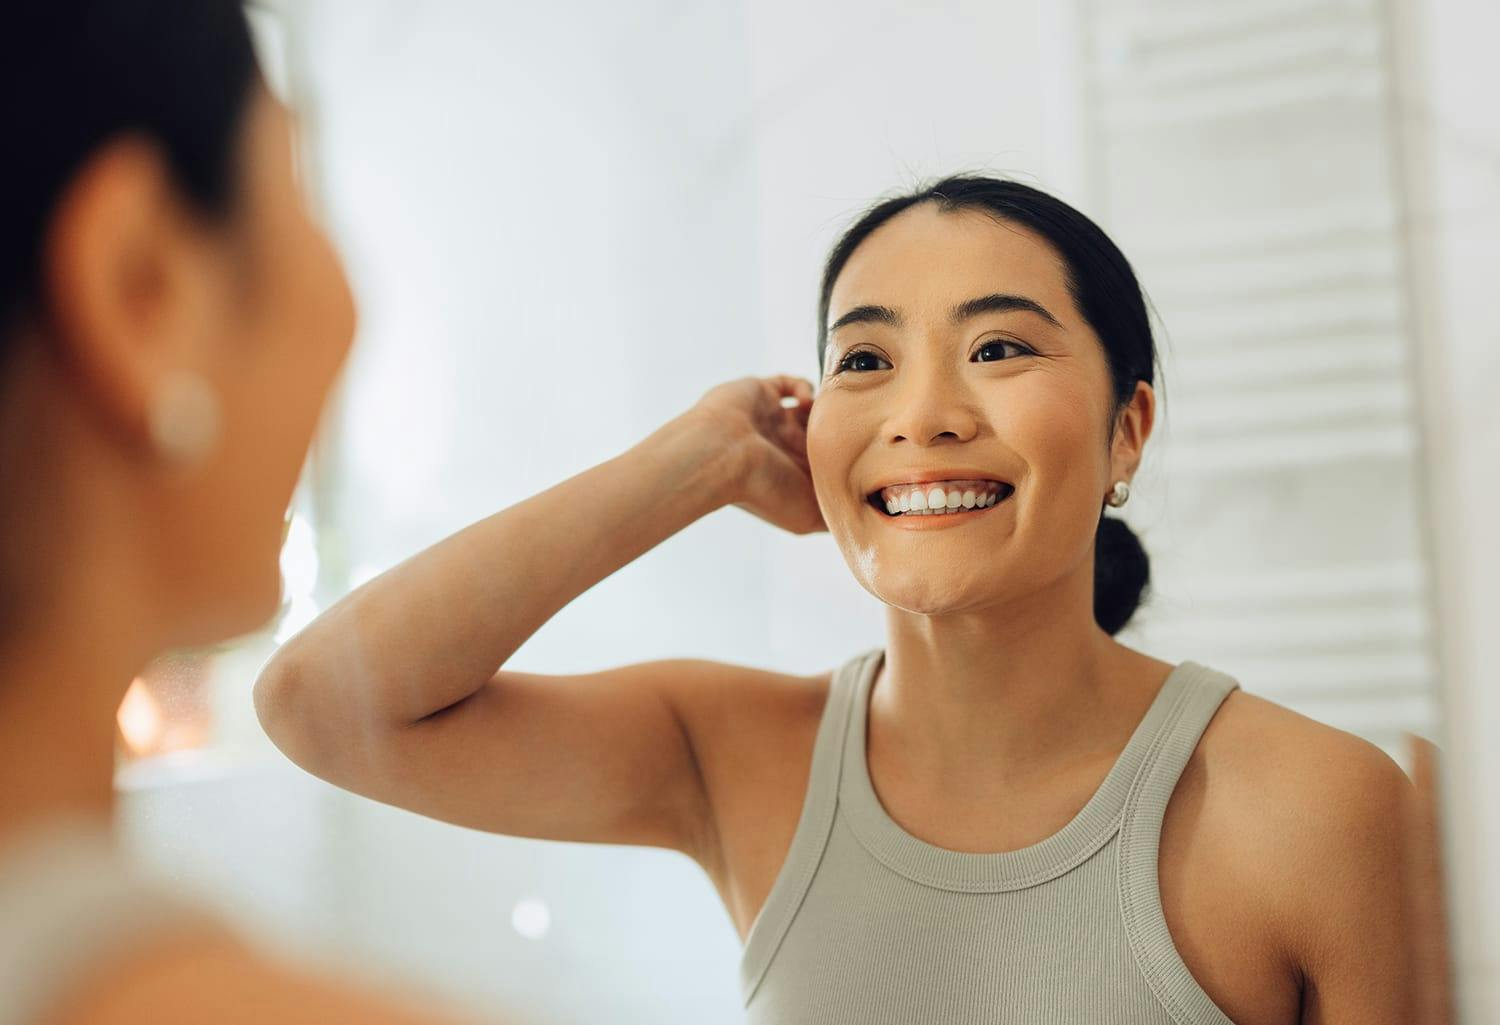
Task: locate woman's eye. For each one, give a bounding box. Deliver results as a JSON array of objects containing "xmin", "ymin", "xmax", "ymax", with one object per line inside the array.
[
  {"xmin": 975, "ymin": 339, "xmax": 1033, "ymax": 362},
  {"xmin": 833, "ymin": 348, "xmax": 890, "ymax": 374},
  {"xmin": 832, "ymin": 340, "xmax": 1033, "ymax": 376}
]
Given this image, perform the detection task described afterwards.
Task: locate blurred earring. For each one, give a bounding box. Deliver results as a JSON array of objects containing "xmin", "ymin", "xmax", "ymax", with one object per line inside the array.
[
  {"xmin": 148, "ymin": 370, "xmax": 221, "ymax": 464},
  {"xmin": 1106, "ymin": 479, "xmax": 1131, "ymax": 507}
]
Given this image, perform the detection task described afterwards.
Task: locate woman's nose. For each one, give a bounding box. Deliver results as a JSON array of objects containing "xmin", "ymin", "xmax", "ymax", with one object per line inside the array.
[{"xmin": 884, "ymin": 368, "xmax": 980, "ymax": 445}]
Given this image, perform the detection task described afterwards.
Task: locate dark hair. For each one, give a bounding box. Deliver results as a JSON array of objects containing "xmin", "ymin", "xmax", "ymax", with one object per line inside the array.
[
  {"xmin": 817, "ymin": 175, "xmax": 1158, "ymax": 635},
  {"xmin": 0, "ymin": 1, "xmax": 260, "ymax": 641},
  {"xmin": 0, "ymin": 0, "xmax": 260, "ymax": 355}
]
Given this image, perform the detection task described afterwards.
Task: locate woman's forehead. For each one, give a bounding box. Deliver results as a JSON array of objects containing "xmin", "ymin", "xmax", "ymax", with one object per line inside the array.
[{"xmin": 828, "ymin": 203, "xmax": 1072, "ymax": 325}]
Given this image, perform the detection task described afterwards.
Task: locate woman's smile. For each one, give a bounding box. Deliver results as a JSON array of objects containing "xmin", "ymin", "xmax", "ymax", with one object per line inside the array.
[{"xmin": 864, "ymin": 482, "xmax": 1016, "ymax": 529}]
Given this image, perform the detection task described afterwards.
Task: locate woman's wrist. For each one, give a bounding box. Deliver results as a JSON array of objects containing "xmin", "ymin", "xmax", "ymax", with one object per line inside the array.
[{"xmin": 632, "ymin": 409, "xmax": 745, "ymax": 514}]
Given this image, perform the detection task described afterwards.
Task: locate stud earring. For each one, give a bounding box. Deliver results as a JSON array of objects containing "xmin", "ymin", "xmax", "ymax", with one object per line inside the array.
[
  {"xmin": 148, "ymin": 370, "xmax": 222, "ymax": 465},
  {"xmin": 1106, "ymin": 479, "xmax": 1131, "ymax": 508}
]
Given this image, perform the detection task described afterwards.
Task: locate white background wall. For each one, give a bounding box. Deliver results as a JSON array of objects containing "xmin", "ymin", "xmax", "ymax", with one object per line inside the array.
[
  {"xmin": 1392, "ymin": 0, "xmax": 1500, "ymax": 1019},
  {"xmin": 116, "ymin": 1, "xmax": 1493, "ymax": 1022}
]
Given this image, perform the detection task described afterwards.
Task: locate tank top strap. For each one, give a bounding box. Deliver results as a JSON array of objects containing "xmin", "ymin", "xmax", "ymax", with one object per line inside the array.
[
  {"xmin": 1117, "ymin": 661, "xmax": 1241, "ymax": 1025},
  {"xmin": 0, "ymin": 813, "xmax": 224, "ymax": 1025},
  {"xmin": 738, "ymin": 645, "xmax": 876, "ymax": 1005}
]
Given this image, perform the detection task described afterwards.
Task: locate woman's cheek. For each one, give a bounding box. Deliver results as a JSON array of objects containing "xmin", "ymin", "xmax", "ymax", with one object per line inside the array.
[
  {"xmin": 804, "ymin": 406, "xmax": 842, "ymax": 489},
  {"xmin": 1011, "ymin": 392, "xmax": 1110, "ymax": 535}
]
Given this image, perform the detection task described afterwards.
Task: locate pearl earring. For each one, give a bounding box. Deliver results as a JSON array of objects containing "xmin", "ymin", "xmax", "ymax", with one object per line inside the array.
[
  {"xmin": 148, "ymin": 370, "xmax": 222, "ymax": 464},
  {"xmin": 1106, "ymin": 479, "xmax": 1131, "ymax": 507}
]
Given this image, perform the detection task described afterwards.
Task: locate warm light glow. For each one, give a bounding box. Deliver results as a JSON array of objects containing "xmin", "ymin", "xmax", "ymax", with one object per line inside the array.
[
  {"xmin": 115, "ymin": 666, "xmax": 213, "ymax": 763},
  {"xmin": 117, "ymin": 677, "xmax": 164, "ymax": 756}
]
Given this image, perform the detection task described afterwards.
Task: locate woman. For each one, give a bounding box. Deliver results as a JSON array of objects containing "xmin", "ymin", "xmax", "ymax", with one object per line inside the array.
[
  {"xmin": 256, "ymin": 176, "xmax": 1427, "ymax": 1022},
  {"xmin": 0, "ymin": 3, "xmax": 511, "ymax": 1022}
]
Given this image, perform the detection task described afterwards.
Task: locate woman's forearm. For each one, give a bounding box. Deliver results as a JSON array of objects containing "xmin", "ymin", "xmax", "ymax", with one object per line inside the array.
[{"xmin": 257, "ymin": 410, "xmax": 738, "ymax": 729}]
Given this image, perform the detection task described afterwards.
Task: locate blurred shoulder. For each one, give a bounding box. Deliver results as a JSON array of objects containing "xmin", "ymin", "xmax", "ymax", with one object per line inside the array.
[{"xmin": 45, "ymin": 923, "xmax": 483, "ymax": 1025}]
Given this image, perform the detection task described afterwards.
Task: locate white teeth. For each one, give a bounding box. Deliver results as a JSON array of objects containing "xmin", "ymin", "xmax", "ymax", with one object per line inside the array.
[{"xmin": 872, "ymin": 479, "xmax": 1011, "ymax": 517}]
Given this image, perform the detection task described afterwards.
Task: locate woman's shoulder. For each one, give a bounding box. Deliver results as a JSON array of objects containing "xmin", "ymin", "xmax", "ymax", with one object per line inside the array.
[
  {"xmin": 0, "ymin": 815, "xmax": 482, "ymax": 1025},
  {"xmin": 1181, "ymin": 676, "xmax": 1416, "ymax": 968},
  {"xmin": 0, "ymin": 813, "xmax": 228, "ymax": 1025},
  {"xmin": 1196, "ymin": 680, "xmax": 1410, "ymax": 802},
  {"xmin": 0, "ymin": 812, "xmax": 211, "ymax": 939}
]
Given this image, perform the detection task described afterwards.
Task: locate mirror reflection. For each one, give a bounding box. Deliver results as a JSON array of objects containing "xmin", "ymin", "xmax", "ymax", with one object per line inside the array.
[{"xmin": 2, "ymin": 2, "xmax": 1488, "ymax": 1025}]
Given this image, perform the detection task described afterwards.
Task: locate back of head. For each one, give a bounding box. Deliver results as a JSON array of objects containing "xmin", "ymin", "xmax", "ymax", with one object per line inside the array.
[
  {"xmin": 0, "ymin": 0, "xmax": 263, "ymax": 644},
  {"xmin": 1, "ymin": 0, "xmax": 258, "ymax": 345}
]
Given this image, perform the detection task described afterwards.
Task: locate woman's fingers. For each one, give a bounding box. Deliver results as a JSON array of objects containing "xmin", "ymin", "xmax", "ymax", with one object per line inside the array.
[
  {"xmin": 692, "ymin": 374, "xmax": 821, "ymax": 533},
  {"xmin": 739, "ymin": 443, "xmax": 825, "ymax": 534},
  {"xmin": 767, "ymin": 374, "xmax": 816, "ymax": 407}
]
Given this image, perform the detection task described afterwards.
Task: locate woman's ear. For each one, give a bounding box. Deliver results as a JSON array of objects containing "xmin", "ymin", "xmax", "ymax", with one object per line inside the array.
[
  {"xmin": 1109, "ymin": 380, "xmax": 1156, "ymax": 481},
  {"xmin": 39, "ymin": 134, "xmax": 217, "ymax": 455}
]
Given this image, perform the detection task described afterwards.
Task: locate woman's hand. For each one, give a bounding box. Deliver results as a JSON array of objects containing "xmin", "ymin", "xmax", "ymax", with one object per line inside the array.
[{"xmin": 685, "ymin": 374, "xmax": 826, "ymax": 535}]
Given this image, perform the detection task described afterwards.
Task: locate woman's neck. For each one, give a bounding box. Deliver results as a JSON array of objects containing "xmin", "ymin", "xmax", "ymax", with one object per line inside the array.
[
  {"xmin": 0, "ymin": 596, "xmax": 157, "ymax": 845},
  {"xmin": 875, "ymin": 563, "xmax": 1166, "ymax": 785}
]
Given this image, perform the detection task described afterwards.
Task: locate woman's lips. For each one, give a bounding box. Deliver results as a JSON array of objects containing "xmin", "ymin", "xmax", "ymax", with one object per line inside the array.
[{"xmin": 865, "ymin": 483, "xmax": 1016, "ymax": 526}]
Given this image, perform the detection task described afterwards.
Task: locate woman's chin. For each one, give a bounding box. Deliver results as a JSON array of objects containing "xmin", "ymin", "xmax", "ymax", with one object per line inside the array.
[
  {"xmin": 864, "ymin": 578, "xmax": 999, "ymax": 617},
  {"xmin": 183, "ymin": 567, "xmax": 285, "ymax": 648}
]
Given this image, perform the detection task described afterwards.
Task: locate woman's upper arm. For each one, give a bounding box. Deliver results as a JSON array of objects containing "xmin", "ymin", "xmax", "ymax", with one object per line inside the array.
[
  {"xmin": 1283, "ymin": 739, "xmax": 1421, "ymax": 1025},
  {"xmin": 263, "ymin": 657, "xmax": 734, "ymax": 861}
]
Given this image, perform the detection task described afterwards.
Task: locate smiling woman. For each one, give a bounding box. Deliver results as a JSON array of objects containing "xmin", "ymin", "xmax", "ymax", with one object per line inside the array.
[
  {"xmin": 812, "ymin": 177, "xmax": 1154, "ymax": 636},
  {"xmin": 254, "ymin": 161, "xmax": 1427, "ymax": 1024}
]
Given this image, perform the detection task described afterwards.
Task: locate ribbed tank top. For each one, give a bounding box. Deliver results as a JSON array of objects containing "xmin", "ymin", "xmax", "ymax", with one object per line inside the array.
[{"xmin": 740, "ymin": 646, "xmax": 1242, "ymax": 1024}]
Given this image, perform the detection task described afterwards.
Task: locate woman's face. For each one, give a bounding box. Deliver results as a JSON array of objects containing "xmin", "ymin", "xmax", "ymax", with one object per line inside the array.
[
  {"xmin": 152, "ymin": 84, "xmax": 357, "ymax": 641},
  {"xmin": 806, "ymin": 202, "xmax": 1151, "ymax": 618}
]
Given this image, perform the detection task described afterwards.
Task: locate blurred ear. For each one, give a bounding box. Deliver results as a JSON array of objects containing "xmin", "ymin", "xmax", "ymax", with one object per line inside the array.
[
  {"xmin": 40, "ymin": 135, "xmax": 214, "ymax": 453},
  {"xmin": 1109, "ymin": 380, "xmax": 1155, "ymax": 480}
]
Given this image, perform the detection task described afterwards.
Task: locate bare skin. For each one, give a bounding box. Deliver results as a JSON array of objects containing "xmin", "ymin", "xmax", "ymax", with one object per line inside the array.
[
  {"xmin": 0, "ymin": 77, "xmax": 491, "ymax": 1024},
  {"xmin": 256, "ymin": 204, "xmax": 1430, "ymax": 1025}
]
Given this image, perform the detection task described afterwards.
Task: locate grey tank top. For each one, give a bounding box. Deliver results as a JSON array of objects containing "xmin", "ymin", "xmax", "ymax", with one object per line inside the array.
[{"xmin": 740, "ymin": 646, "xmax": 1242, "ymax": 1025}]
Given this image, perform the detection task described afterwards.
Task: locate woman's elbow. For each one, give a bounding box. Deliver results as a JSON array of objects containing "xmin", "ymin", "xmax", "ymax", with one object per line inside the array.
[
  {"xmin": 252, "ymin": 644, "xmax": 397, "ymax": 784},
  {"xmin": 253, "ymin": 647, "xmax": 323, "ymax": 765}
]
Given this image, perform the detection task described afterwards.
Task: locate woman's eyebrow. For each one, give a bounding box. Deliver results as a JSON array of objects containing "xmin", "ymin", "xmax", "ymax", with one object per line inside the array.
[
  {"xmin": 951, "ymin": 293, "xmax": 1062, "ymax": 327},
  {"xmin": 828, "ymin": 294, "xmax": 1062, "ymax": 335},
  {"xmin": 828, "ymin": 304, "xmax": 901, "ymax": 334}
]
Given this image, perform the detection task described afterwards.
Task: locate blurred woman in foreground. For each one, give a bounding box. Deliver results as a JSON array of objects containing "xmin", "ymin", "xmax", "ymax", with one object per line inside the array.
[{"xmin": 0, "ymin": 3, "xmax": 511, "ymax": 1022}]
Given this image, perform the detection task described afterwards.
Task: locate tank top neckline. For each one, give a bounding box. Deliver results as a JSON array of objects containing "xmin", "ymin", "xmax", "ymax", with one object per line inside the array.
[{"xmin": 839, "ymin": 645, "xmax": 1211, "ymax": 893}]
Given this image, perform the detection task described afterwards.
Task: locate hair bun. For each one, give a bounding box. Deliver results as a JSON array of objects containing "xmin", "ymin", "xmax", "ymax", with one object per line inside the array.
[{"xmin": 1094, "ymin": 515, "xmax": 1150, "ymax": 635}]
